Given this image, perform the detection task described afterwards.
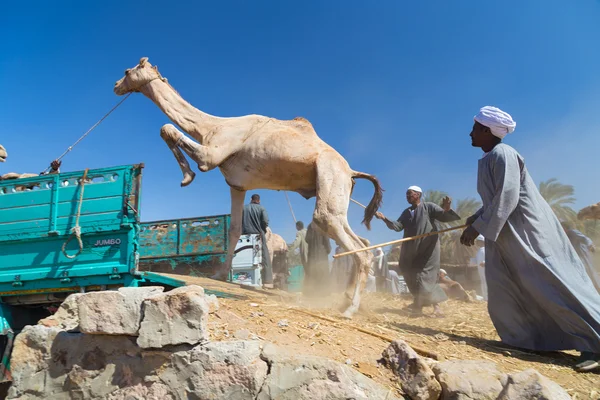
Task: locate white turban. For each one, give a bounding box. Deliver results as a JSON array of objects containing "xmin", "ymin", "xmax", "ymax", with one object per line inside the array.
[
  {"xmin": 474, "ymin": 106, "xmax": 516, "ymax": 139},
  {"xmin": 407, "ymin": 185, "xmax": 422, "ymax": 193}
]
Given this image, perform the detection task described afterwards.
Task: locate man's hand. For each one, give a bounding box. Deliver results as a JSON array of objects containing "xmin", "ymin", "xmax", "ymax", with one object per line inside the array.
[
  {"xmin": 375, "ymin": 211, "xmax": 386, "ymax": 220},
  {"xmin": 460, "ymin": 225, "xmax": 480, "ymax": 246},
  {"xmin": 441, "ymin": 196, "xmax": 452, "ymax": 212},
  {"xmin": 50, "ymin": 160, "xmax": 61, "ymax": 171},
  {"xmin": 591, "ymin": 245, "xmax": 596, "ymax": 253}
]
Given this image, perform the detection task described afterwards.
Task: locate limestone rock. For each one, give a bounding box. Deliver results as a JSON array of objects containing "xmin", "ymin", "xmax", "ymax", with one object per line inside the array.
[
  {"xmin": 258, "ymin": 342, "xmax": 400, "ymax": 400},
  {"xmin": 432, "ymin": 360, "xmax": 507, "ymax": 400},
  {"xmin": 381, "ymin": 340, "xmax": 441, "ymax": 400},
  {"xmin": 7, "ymin": 325, "xmax": 62, "ymax": 399},
  {"xmin": 137, "ymin": 285, "xmax": 209, "ymax": 348},
  {"xmin": 206, "ymin": 293, "xmax": 220, "ymax": 313},
  {"xmin": 8, "ymin": 325, "xmax": 171, "ymax": 399},
  {"xmin": 9, "ymin": 327, "xmax": 397, "ymax": 400},
  {"xmin": 78, "ymin": 286, "xmax": 164, "ymax": 335},
  {"xmin": 105, "ymin": 383, "xmax": 174, "ymax": 400},
  {"xmin": 159, "ymin": 340, "xmax": 268, "ymax": 399},
  {"xmin": 39, "ymin": 293, "xmax": 83, "ymax": 331},
  {"xmin": 498, "ymin": 369, "xmax": 571, "ymax": 400}
]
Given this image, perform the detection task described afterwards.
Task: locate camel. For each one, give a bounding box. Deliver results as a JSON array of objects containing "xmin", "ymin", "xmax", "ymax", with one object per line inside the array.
[
  {"xmin": 578, "ymin": 202, "xmax": 600, "ymax": 221},
  {"xmin": 0, "ymin": 144, "xmax": 42, "ymax": 191},
  {"xmin": 114, "ymin": 57, "xmax": 383, "ymax": 317},
  {"xmin": 265, "ymin": 227, "xmax": 289, "ymax": 289},
  {"xmin": 265, "ymin": 227, "xmax": 288, "ymax": 265}
]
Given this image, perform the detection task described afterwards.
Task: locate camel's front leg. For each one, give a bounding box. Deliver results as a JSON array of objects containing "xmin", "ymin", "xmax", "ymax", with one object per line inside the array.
[
  {"xmin": 212, "ymin": 187, "xmax": 246, "ymax": 281},
  {"xmin": 160, "ymin": 124, "xmax": 196, "ymax": 187},
  {"xmin": 161, "ymin": 124, "xmax": 235, "ymax": 175}
]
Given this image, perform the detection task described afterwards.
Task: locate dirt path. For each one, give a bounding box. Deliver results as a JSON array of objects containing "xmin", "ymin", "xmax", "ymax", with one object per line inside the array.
[{"xmin": 163, "ymin": 274, "xmax": 600, "ymax": 399}]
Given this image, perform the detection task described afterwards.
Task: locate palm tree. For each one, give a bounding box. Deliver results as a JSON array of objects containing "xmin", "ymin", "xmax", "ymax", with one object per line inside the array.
[
  {"xmin": 439, "ymin": 197, "xmax": 482, "ymax": 265},
  {"xmin": 539, "ymin": 178, "xmax": 577, "ymax": 223},
  {"xmin": 423, "ymin": 190, "xmax": 448, "ymax": 206}
]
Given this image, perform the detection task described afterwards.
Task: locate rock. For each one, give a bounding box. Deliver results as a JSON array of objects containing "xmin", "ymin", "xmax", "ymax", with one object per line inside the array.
[
  {"xmin": 498, "ymin": 369, "xmax": 571, "ymax": 400},
  {"xmin": 8, "ymin": 324, "xmax": 169, "ymax": 399},
  {"xmin": 137, "ymin": 285, "xmax": 209, "ymax": 348},
  {"xmin": 9, "ymin": 325, "xmax": 396, "ymax": 400},
  {"xmin": 381, "ymin": 340, "xmax": 441, "ymax": 400},
  {"xmin": 78, "ymin": 286, "xmax": 164, "ymax": 336},
  {"xmin": 39, "ymin": 293, "xmax": 83, "ymax": 331},
  {"xmin": 106, "ymin": 383, "xmax": 175, "ymax": 400},
  {"xmin": 432, "ymin": 360, "xmax": 507, "ymax": 400},
  {"xmin": 158, "ymin": 340, "xmax": 268, "ymax": 399},
  {"xmin": 277, "ymin": 319, "xmax": 289, "ymax": 327},
  {"xmin": 235, "ymin": 329, "xmax": 251, "ymax": 340},
  {"xmin": 258, "ymin": 343, "xmax": 400, "ymax": 400},
  {"xmin": 205, "ymin": 293, "xmax": 219, "ymax": 313},
  {"xmin": 7, "ymin": 325, "xmax": 62, "ymax": 399}
]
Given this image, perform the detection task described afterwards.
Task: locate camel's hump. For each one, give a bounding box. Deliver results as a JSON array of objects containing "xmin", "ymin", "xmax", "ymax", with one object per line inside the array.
[{"xmin": 292, "ymin": 116, "xmax": 313, "ymax": 126}]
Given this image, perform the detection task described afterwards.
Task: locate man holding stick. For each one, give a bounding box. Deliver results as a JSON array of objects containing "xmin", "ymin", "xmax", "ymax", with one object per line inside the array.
[
  {"xmin": 460, "ymin": 106, "xmax": 600, "ymax": 372},
  {"xmin": 375, "ymin": 186, "xmax": 461, "ymax": 316}
]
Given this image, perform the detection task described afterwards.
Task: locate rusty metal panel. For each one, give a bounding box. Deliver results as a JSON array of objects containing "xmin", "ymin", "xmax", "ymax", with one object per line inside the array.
[
  {"xmin": 138, "ymin": 220, "xmax": 179, "ymax": 258},
  {"xmin": 178, "ymin": 215, "xmax": 228, "ymax": 255},
  {"xmin": 138, "ymin": 253, "xmax": 227, "ymax": 278},
  {"xmin": 139, "ymin": 214, "xmax": 230, "ymax": 260}
]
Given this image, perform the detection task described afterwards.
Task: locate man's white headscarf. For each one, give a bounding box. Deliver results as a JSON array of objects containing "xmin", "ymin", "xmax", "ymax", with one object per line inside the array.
[
  {"xmin": 474, "ymin": 106, "xmax": 516, "ymax": 139},
  {"xmin": 407, "ymin": 185, "xmax": 422, "ymax": 193}
]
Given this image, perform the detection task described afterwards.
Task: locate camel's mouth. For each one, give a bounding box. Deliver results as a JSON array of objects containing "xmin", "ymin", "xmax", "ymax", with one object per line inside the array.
[
  {"xmin": 0, "ymin": 155, "xmax": 6, "ymax": 163},
  {"xmin": 114, "ymin": 81, "xmax": 126, "ymax": 96}
]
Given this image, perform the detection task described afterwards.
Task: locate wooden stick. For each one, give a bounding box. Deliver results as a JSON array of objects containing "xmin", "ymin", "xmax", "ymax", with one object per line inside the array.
[
  {"xmin": 292, "ymin": 308, "xmax": 443, "ymax": 360},
  {"xmin": 284, "ymin": 192, "xmax": 297, "ymax": 223},
  {"xmin": 350, "ymin": 198, "xmax": 367, "ymax": 208},
  {"xmin": 333, "ymin": 224, "xmax": 469, "ymax": 258}
]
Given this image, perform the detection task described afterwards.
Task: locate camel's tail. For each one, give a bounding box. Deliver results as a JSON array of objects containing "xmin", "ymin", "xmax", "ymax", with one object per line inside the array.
[{"xmin": 351, "ymin": 171, "xmax": 384, "ymax": 230}]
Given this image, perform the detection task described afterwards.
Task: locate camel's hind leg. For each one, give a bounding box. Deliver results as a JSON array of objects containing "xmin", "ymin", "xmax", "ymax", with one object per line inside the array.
[
  {"xmin": 212, "ymin": 187, "xmax": 246, "ymax": 281},
  {"xmin": 312, "ymin": 151, "xmax": 372, "ymax": 319}
]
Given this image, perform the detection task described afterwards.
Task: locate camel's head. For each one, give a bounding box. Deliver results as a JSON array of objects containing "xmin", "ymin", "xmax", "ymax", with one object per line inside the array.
[
  {"xmin": 114, "ymin": 57, "xmax": 163, "ymax": 95},
  {"xmin": 577, "ymin": 202, "xmax": 600, "ymax": 221},
  {"xmin": 0, "ymin": 144, "xmax": 7, "ymax": 163}
]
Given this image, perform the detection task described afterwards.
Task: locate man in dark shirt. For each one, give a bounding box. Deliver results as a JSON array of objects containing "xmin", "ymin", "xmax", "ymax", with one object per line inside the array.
[{"xmin": 242, "ymin": 194, "xmax": 273, "ymax": 288}]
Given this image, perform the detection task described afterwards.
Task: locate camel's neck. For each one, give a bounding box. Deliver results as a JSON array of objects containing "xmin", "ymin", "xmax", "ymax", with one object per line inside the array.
[{"xmin": 140, "ymin": 79, "xmax": 220, "ymax": 143}]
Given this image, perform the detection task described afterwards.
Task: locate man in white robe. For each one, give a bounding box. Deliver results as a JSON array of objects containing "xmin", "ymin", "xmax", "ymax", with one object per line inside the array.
[{"xmin": 461, "ymin": 106, "xmax": 600, "ymax": 372}]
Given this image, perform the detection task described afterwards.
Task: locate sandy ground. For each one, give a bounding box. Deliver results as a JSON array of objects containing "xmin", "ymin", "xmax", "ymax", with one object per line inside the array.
[{"xmin": 163, "ymin": 274, "xmax": 600, "ymax": 399}]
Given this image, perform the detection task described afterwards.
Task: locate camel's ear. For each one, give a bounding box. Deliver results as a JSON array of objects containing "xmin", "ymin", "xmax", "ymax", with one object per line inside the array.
[{"xmin": 139, "ymin": 57, "xmax": 148, "ymax": 66}]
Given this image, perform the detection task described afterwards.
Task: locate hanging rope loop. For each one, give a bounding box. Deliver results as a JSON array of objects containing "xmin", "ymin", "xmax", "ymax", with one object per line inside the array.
[{"xmin": 62, "ymin": 169, "xmax": 89, "ymax": 259}]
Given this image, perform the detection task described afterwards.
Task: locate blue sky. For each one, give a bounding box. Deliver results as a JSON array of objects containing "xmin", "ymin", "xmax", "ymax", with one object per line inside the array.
[{"xmin": 1, "ymin": 0, "xmax": 599, "ymax": 247}]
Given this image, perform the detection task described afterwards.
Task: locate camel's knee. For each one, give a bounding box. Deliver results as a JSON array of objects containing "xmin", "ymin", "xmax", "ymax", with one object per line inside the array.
[
  {"xmin": 160, "ymin": 124, "xmax": 183, "ymax": 143},
  {"xmin": 311, "ymin": 213, "xmax": 332, "ymax": 235}
]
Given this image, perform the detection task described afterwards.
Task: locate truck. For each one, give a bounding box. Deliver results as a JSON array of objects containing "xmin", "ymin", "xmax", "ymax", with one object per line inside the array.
[
  {"xmin": 0, "ymin": 164, "xmax": 253, "ymax": 383},
  {"xmin": 0, "ymin": 162, "xmax": 304, "ymax": 382}
]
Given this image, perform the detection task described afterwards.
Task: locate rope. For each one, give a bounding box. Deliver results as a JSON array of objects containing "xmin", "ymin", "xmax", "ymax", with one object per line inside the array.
[
  {"xmin": 43, "ymin": 93, "xmax": 132, "ymax": 173},
  {"xmin": 62, "ymin": 169, "xmax": 89, "ymax": 259},
  {"xmin": 284, "ymin": 192, "xmax": 297, "ymax": 223}
]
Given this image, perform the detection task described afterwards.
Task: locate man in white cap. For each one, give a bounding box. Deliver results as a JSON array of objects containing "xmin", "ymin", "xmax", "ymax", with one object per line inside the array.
[
  {"xmin": 376, "ymin": 186, "xmax": 460, "ymax": 316},
  {"xmin": 461, "ymin": 106, "xmax": 600, "ymax": 372}
]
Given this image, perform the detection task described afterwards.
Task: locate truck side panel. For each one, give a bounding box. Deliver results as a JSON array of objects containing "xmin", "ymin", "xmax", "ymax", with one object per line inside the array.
[{"xmin": 0, "ymin": 165, "xmax": 143, "ymax": 295}]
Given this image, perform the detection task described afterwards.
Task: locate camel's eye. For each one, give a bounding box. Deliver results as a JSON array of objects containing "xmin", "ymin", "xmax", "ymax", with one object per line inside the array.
[{"xmin": 125, "ymin": 69, "xmax": 131, "ymax": 75}]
